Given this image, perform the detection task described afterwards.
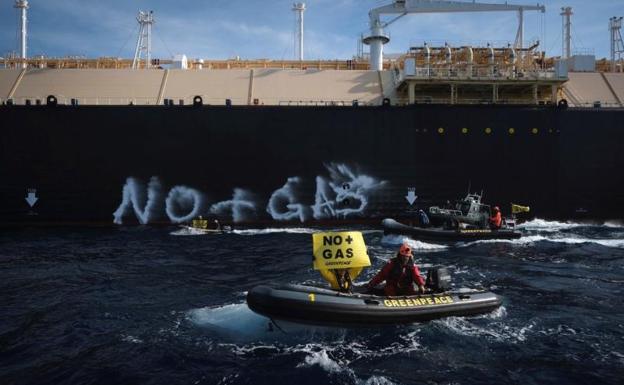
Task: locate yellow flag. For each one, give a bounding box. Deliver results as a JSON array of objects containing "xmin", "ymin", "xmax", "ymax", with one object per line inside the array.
[
  {"xmin": 511, "ymin": 203, "xmax": 530, "ymax": 214},
  {"xmin": 312, "ymin": 231, "xmax": 371, "ymax": 271},
  {"xmin": 191, "ymin": 218, "xmax": 208, "ymax": 229}
]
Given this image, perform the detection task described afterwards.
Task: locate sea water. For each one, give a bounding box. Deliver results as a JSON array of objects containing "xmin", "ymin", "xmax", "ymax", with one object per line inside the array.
[{"xmin": 1, "ymin": 220, "xmax": 623, "ymax": 384}]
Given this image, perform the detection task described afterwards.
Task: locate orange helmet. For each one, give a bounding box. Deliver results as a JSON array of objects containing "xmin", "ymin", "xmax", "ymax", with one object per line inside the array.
[{"xmin": 399, "ymin": 243, "xmax": 412, "ymax": 256}]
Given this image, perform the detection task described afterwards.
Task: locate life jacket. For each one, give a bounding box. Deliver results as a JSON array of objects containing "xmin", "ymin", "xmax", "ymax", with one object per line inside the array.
[
  {"xmin": 490, "ymin": 212, "xmax": 502, "ymax": 228},
  {"xmin": 388, "ymin": 256, "xmax": 415, "ymax": 288}
]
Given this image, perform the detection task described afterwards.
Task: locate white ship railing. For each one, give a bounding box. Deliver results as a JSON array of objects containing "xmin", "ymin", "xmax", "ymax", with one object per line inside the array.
[
  {"xmin": 0, "ymin": 95, "xmax": 377, "ymax": 107},
  {"xmin": 1, "ymin": 96, "xmax": 621, "ymax": 108},
  {"xmin": 403, "ymin": 67, "xmax": 562, "ymax": 81}
]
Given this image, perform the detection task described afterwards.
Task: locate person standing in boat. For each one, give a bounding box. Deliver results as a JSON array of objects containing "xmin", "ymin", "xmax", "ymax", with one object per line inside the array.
[
  {"xmin": 366, "ymin": 243, "xmax": 426, "ymax": 296},
  {"xmin": 489, "ymin": 206, "xmax": 502, "ymax": 230},
  {"xmin": 417, "ymin": 209, "xmax": 430, "ymax": 228}
]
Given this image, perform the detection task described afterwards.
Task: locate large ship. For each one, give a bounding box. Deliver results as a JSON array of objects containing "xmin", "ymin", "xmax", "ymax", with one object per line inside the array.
[{"xmin": 1, "ymin": 0, "xmax": 623, "ymax": 226}]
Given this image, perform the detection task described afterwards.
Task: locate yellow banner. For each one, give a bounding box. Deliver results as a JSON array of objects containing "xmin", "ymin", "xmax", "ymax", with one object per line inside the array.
[
  {"xmin": 312, "ymin": 231, "xmax": 371, "ymax": 271},
  {"xmin": 511, "ymin": 203, "xmax": 530, "ymax": 214}
]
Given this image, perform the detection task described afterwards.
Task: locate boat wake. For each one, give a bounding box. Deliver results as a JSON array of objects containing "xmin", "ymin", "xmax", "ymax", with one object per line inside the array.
[
  {"xmin": 232, "ymin": 228, "xmax": 318, "ymax": 235},
  {"xmin": 187, "ymin": 303, "xmax": 274, "ymax": 340},
  {"xmin": 380, "ymin": 234, "xmax": 448, "ymax": 252},
  {"xmin": 434, "ymin": 314, "xmax": 533, "ymax": 344},
  {"xmin": 518, "ymin": 218, "xmax": 624, "ymax": 232},
  {"xmin": 459, "ymin": 234, "xmax": 624, "ymax": 248},
  {"xmin": 169, "ymin": 227, "xmax": 209, "ymax": 236}
]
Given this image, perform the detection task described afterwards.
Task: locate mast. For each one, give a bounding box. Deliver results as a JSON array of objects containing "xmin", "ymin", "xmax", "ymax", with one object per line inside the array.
[
  {"xmin": 14, "ymin": 0, "xmax": 29, "ymax": 69},
  {"xmin": 561, "ymin": 7, "xmax": 573, "ymax": 59},
  {"xmin": 610, "ymin": 17, "xmax": 624, "ymax": 72},
  {"xmin": 292, "ymin": 3, "xmax": 306, "ymax": 61},
  {"xmin": 132, "ymin": 10, "xmax": 155, "ymax": 70}
]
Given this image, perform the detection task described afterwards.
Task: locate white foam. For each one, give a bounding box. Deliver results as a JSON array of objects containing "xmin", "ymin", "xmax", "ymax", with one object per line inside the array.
[
  {"xmin": 169, "ymin": 227, "xmax": 208, "ymax": 236},
  {"xmin": 460, "ymin": 235, "xmax": 624, "ymax": 248},
  {"xmin": 297, "ymin": 349, "xmax": 344, "ymax": 373},
  {"xmin": 187, "ymin": 303, "xmax": 271, "ymax": 337},
  {"xmin": 381, "ymin": 235, "xmax": 448, "ymax": 252},
  {"xmin": 232, "ymin": 228, "xmax": 317, "ymax": 235},
  {"xmin": 293, "ymin": 344, "xmax": 401, "ymax": 384},
  {"xmin": 360, "ymin": 376, "xmax": 398, "ymax": 385},
  {"xmin": 537, "ymin": 324, "xmax": 578, "ymax": 336},
  {"xmin": 519, "ymin": 218, "xmax": 624, "ymax": 231},
  {"xmin": 120, "ymin": 334, "xmax": 143, "ymax": 344},
  {"xmin": 436, "ymin": 316, "xmax": 533, "ymax": 343},
  {"xmin": 517, "ymin": 218, "xmax": 583, "ymax": 232}
]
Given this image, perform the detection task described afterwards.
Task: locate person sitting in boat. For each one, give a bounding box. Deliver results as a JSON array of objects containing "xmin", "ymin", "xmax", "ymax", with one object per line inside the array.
[
  {"xmin": 214, "ymin": 219, "xmax": 221, "ymax": 231},
  {"xmin": 489, "ymin": 206, "xmax": 502, "ymax": 230},
  {"xmin": 365, "ymin": 243, "xmax": 426, "ymax": 296}
]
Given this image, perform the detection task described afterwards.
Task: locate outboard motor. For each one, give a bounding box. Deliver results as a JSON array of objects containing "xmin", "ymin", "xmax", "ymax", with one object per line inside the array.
[{"xmin": 426, "ymin": 266, "xmax": 451, "ymax": 293}]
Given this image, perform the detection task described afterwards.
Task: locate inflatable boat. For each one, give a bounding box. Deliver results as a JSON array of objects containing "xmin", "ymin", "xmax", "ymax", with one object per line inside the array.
[
  {"xmin": 382, "ymin": 218, "xmax": 521, "ymax": 242},
  {"xmin": 246, "ymin": 231, "xmax": 503, "ymax": 326},
  {"xmin": 247, "ymin": 284, "xmax": 502, "ymax": 326}
]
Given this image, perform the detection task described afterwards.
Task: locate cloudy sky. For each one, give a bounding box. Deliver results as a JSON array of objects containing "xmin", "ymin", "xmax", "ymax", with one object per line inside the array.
[{"xmin": 0, "ymin": 0, "xmax": 621, "ymax": 60}]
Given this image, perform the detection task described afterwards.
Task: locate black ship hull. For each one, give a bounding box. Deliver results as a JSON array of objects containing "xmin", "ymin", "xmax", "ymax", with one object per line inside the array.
[{"xmin": 1, "ymin": 104, "xmax": 623, "ymax": 226}]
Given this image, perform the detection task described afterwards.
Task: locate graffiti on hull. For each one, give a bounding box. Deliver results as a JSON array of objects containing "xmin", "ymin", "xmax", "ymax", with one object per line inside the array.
[{"xmin": 113, "ymin": 163, "xmax": 386, "ymax": 224}]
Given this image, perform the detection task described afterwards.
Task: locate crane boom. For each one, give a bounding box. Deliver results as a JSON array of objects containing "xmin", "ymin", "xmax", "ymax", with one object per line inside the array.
[{"xmin": 364, "ymin": 0, "xmax": 546, "ymax": 71}]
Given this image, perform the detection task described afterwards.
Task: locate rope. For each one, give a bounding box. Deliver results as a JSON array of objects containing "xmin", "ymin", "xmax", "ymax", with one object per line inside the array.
[
  {"xmin": 269, "ymin": 319, "xmax": 288, "ymax": 334},
  {"xmin": 116, "ymin": 24, "xmax": 139, "ymax": 59}
]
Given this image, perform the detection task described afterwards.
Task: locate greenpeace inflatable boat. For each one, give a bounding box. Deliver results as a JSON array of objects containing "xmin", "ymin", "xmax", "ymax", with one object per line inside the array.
[
  {"xmin": 382, "ymin": 218, "xmax": 521, "ymax": 242},
  {"xmin": 246, "ymin": 231, "xmax": 503, "ymax": 326},
  {"xmin": 247, "ymin": 284, "xmax": 502, "ymax": 326}
]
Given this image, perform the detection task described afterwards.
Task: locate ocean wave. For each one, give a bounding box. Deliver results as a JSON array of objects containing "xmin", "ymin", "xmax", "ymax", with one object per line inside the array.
[
  {"xmin": 120, "ymin": 334, "xmax": 144, "ymax": 344},
  {"xmin": 517, "ymin": 219, "xmax": 584, "ymax": 232},
  {"xmin": 233, "ymin": 341, "xmax": 402, "ymax": 384},
  {"xmin": 604, "ymin": 221, "xmax": 624, "ymax": 228},
  {"xmin": 295, "ymin": 346, "xmax": 399, "ymax": 384},
  {"xmin": 435, "ymin": 317, "xmax": 534, "ymax": 343},
  {"xmin": 169, "ymin": 227, "xmax": 210, "ymax": 236},
  {"xmin": 297, "ymin": 348, "xmax": 344, "ymax": 373},
  {"xmin": 459, "ymin": 235, "xmax": 624, "ymax": 248},
  {"xmin": 380, "ymin": 235, "xmax": 448, "ymax": 252},
  {"xmin": 186, "ymin": 303, "xmax": 272, "ymax": 338},
  {"xmin": 518, "ymin": 218, "xmax": 624, "ymax": 231},
  {"xmin": 232, "ymin": 228, "xmax": 318, "ymax": 235}
]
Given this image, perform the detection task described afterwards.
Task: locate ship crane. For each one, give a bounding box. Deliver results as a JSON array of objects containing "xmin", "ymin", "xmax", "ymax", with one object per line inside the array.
[{"xmin": 363, "ymin": 0, "xmax": 545, "ymax": 71}]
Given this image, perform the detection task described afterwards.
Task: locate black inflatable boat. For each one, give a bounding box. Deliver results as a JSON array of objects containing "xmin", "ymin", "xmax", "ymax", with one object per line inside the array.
[
  {"xmin": 382, "ymin": 218, "xmax": 521, "ymax": 242},
  {"xmin": 246, "ymin": 284, "xmax": 502, "ymax": 326}
]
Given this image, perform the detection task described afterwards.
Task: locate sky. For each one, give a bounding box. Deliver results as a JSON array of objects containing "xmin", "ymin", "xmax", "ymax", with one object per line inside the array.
[{"xmin": 0, "ymin": 0, "xmax": 621, "ymax": 61}]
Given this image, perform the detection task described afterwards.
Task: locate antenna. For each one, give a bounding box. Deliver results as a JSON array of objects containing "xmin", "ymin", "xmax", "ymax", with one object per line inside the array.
[
  {"xmin": 14, "ymin": 0, "xmax": 29, "ymax": 69},
  {"xmin": 292, "ymin": 3, "xmax": 306, "ymax": 61},
  {"xmin": 610, "ymin": 17, "xmax": 624, "ymax": 72},
  {"xmin": 132, "ymin": 10, "xmax": 155, "ymax": 70},
  {"xmin": 561, "ymin": 7, "xmax": 573, "ymax": 59}
]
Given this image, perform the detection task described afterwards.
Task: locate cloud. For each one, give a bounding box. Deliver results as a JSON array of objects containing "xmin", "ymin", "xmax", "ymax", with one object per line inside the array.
[{"xmin": 0, "ymin": 0, "xmax": 618, "ymax": 60}]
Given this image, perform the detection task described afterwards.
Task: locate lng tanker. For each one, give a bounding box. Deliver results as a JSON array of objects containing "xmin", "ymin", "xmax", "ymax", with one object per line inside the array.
[{"xmin": 1, "ymin": 1, "xmax": 623, "ymax": 226}]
